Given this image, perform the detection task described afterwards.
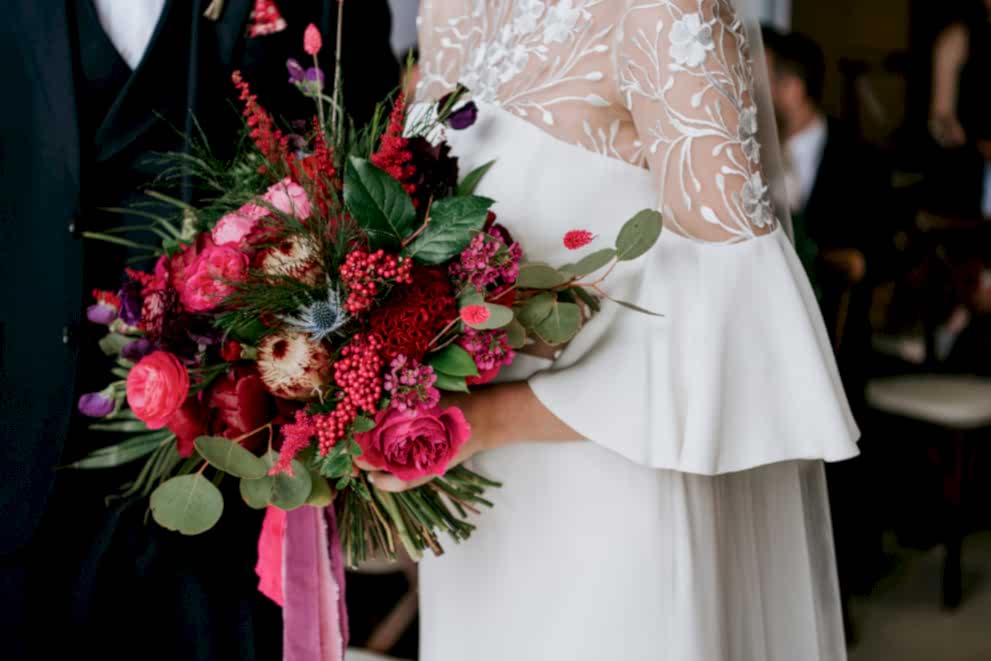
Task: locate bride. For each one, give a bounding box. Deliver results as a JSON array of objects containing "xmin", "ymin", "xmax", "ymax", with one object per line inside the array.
[{"xmin": 366, "ymin": 1, "xmax": 860, "ymax": 658}]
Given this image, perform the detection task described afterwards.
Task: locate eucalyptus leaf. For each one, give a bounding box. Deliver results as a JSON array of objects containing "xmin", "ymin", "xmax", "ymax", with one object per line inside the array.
[
  {"xmin": 343, "ymin": 157, "xmax": 417, "ymax": 250},
  {"xmin": 194, "ymin": 436, "xmax": 268, "ymax": 479},
  {"xmin": 306, "ymin": 475, "xmax": 334, "ymax": 507},
  {"xmin": 240, "ymin": 475, "xmax": 272, "ymax": 509},
  {"xmin": 150, "ymin": 475, "xmax": 224, "ymax": 536},
  {"xmin": 572, "ymin": 286, "xmax": 602, "ymax": 314},
  {"xmin": 98, "ymin": 333, "xmax": 134, "ymax": 357},
  {"xmin": 465, "ymin": 303, "xmax": 514, "ymax": 330},
  {"xmin": 615, "ymin": 209, "xmax": 663, "ymax": 261},
  {"xmin": 516, "ymin": 292, "xmax": 555, "ymax": 329},
  {"xmin": 505, "ymin": 318, "xmax": 527, "ymax": 349},
  {"xmin": 534, "ymin": 301, "xmax": 583, "ymax": 345},
  {"xmin": 457, "ymin": 160, "xmax": 496, "ymax": 196},
  {"xmin": 612, "ymin": 298, "xmax": 664, "ymax": 317},
  {"xmin": 568, "ymin": 248, "xmax": 616, "ymax": 276},
  {"xmin": 434, "ymin": 372, "xmax": 469, "ymax": 393},
  {"xmin": 407, "ymin": 196, "xmax": 493, "ymax": 265},
  {"xmin": 239, "ymin": 452, "xmax": 311, "ymax": 511},
  {"xmin": 426, "ymin": 344, "xmax": 479, "ymax": 377},
  {"xmin": 516, "ymin": 263, "xmax": 570, "ymax": 289}
]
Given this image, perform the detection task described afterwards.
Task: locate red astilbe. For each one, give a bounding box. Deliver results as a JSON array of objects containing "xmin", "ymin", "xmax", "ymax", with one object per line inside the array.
[
  {"xmin": 291, "ymin": 117, "xmax": 338, "ymax": 217},
  {"xmin": 232, "ymin": 71, "xmax": 292, "ymax": 175},
  {"xmin": 371, "ymin": 93, "xmax": 416, "ymax": 198},
  {"xmin": 271, "ymin": 409, "xmax": 319, "ymax": 475}
]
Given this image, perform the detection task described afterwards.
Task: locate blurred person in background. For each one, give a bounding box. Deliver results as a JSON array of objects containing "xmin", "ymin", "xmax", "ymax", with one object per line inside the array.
[
  {"xmin": 0, "ymin": 2, "xmax": 397, "ymax": 660},
  {"xmin": 929, "ymin": 0, "xmax": 991, "ymax": 217}
]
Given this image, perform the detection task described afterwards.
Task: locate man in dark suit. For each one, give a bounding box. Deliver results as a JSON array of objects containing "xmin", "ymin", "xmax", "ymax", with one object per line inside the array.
[{"xmin": 0, "ymin": 2, "xmax": 398, "ymax": 659}]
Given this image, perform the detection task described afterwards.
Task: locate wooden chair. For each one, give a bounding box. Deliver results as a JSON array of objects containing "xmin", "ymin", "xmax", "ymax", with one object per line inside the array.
[{"xmin": 864, "ymin": 210, "xmax": 991, "ymax": 608}]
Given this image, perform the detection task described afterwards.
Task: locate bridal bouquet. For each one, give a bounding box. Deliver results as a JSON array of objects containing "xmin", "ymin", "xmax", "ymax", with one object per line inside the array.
[{"xmin": 75, "ymin": 24, "xmax": 662, "ymax": 567}]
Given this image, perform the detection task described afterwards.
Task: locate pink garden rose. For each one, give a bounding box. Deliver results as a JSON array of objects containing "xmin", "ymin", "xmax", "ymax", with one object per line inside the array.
[
  {"xmin": 263, "ymin": 177, "xmax": 312, "ymax": 220},
  {"xmin": 180, "ymin": 245, "xmax": 250, "ymax": 313},
  {"xmin": 127, "ymin": 351, "xmax": 190, "ymax": 429},
  {"xmin": 212, "ymin": 202, "xmax": 268, "ymax": 246},
  {"xmin": 356, "ymin": 405, "xmax": 471, "ymax": 482}
]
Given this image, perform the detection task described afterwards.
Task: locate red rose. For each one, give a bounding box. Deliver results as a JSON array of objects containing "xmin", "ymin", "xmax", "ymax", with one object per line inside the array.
[
  {"xmin": 167, "ymin": 398, "xmax": 208, "ymax": 457},
  {"xmin": 356, "ymin": 405, "xmax": 471, "ymax": 482},
  {"xmin": 206, "ymin": 366, "xmax": 276, "ymax": 450},
  {"xmin": 126, "ymin": 351, "xmax": 190, "ymax": 429},
  {"xmin": 368, "ymin": 266, "xmax": 457, "ymax": 360}
]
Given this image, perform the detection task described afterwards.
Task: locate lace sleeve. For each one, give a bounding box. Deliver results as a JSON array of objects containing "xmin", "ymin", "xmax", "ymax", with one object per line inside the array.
[{"xmin": 616, "ymin": 0, "xmax": 778, "ymax": 243}]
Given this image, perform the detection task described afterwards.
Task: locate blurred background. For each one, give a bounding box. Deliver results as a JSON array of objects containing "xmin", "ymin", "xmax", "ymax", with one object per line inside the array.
[{"xmin": 347, "ymin": 1, "xmax": 991, "ymax": 659}]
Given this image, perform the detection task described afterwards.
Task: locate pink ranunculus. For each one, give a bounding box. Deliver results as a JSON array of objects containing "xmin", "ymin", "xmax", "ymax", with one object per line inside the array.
[
  {"xmin": 356, "ymin": 405, "xmax": 471, "ymax": 482},
  {"xmin": 180, "ymin": 245, "xmax": 250, "ymax": 313},
  {"xmin": 127, "ymin": 351, "xmax": 190, "ymax": 429},
  {"xmin": 212, "ymin": 202, "xmax": 268, "ymax": 246},
  {"xmin": 263, "ymin": 177, "xmax": 312, "ymax": 220}
]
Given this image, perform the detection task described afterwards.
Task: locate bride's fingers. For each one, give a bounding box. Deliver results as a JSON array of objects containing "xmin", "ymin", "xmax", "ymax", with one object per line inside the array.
[
  {"xmin": 369, "ymin": 473, "xmax": 433, "ymax": 493},
  {"xmin": 354, "ymin": 457, "xmax": 377, "ymax": 472}
]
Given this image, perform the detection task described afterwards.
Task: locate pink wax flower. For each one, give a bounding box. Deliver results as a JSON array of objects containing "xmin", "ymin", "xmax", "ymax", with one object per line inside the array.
[
  {"xmin": 356, "ymin": 405, "xmax": 471, "ymax": 482},
  {"xmin": 126, "ymin": 351, "xmax": 190, "ymax": 429},
  {"xmin": 303, "ymin": 23, "xmax": 323, "ymax": 56},
  {"xmin": 181, "ymin": 246, "xmax": 250, "ymax": 313},
  {"xmin": 263, "ymin": 177, "xmax": 312, "ymax": 221},
  {"xmin": 460, "ymin": 304, "xmax": 490, "ymax": 326},
  {"xmin": 212, "ymin": 202, "xmax": 268, "ymax": 246},
  {"xmin": 459, "ymin": 328, "xmax": 515, "ymax": 386},
  {"xmin": 383, "ymin": 355, "xmax": 441, "ymax": 414}
]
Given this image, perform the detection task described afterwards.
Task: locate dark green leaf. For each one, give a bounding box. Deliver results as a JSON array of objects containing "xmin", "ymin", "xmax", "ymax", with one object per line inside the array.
[
  {"xmin": 229, "ymin": 317, "xmax": 267, "ymax": 345},
  {"xmin": 612, "ymin": 298, "xmax": 664, "ymax": 317},
  {"xmin": 335, "ymin": 475, "xmax": 351, "ymax": 491},
  {"xmin": 534, "ymin": 301, "xmax": 583, "ymax": 345},
  {"xmin": 516, "ymin": 263, "xmax": 570, "ymax": 289},
  {"xmin": 343, "ymin": 156, "xmax": 417, "ymax": 250},
  {"xmin": 615, "ymin": 209, "xmax": 663, "ymax": 261},
  {"xmin": 426, "ymin": 344, "xmax": 479, "ymax": 377},
  {"xmin": 67, "ymin": 432, "xmax": 172, "ymax": 469},
  {"xmin": 90, "ymin": 420, "xmax": 150, "ymax": 433},
  {"xmin": 407, "ymin": 196, "xmax": 493, "ymax": 265},
  {"xmin": 306, "ymin": 475, "xmax": 334, "ymax": 507},
  {"xmin": 98, "ymin": 333, "xmax": 134, "ymax": 357},
  {"xmin": 434, "ymin": 372, "xmax": 469, "ymax": 392},
  {"xmin": 572, "ymin": 286, "xmax": 602, "ymax": 314},
  {"xmin": 150, "ymin": 475, "xmax": 224, "ymax": 536},
  {"xmin": 505, "ymin": 318, "xmax": 527, "ymax": 349},
  {"xmin": 240, "ymin": 475, "xmax": 271, "ymax": 509},
  {"xmin": 194, "ymin": 436, "xmax": 268, "ymax": 479},
  {"xmin": 322, "ymin": 452, "xmax": 354, "ymax": 479},
  {"xmin": 516, "ymin": 292, "xmax": 555, "ymax": 329},
  {"xmin": 568, "ymin": 248, "xmax": 616, "ymax": 276},
  {"xmin": 457, "ymin": 160, "xmax": 496, "ymax": 196},
  {"xmin": 352, "ymin": 416, "xmax": 377, "ymax": 433}
]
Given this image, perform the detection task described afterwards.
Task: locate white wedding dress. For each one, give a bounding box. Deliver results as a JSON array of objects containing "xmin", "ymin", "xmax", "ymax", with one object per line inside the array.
[{"xmin": 415, "ymin": 1, "xmax": 861, "ymax": 659}]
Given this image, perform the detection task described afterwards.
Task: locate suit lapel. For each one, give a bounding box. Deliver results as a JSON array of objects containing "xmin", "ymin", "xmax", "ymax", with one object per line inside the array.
[
  {"xmin": 212, "ymin": 0, "xmax": 255, "ymax": 68},
  {"xmin": 11, "ymin": 1, "xmax": 80, "ymax": 192}
]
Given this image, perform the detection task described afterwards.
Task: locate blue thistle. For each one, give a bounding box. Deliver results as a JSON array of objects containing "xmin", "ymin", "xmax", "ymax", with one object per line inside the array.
[{"xmin": 281, "ymin": 285, "xmax": 348, "ymax": 342}]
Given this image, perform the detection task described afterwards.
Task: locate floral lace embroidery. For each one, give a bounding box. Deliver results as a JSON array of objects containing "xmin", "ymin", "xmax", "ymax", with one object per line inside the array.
[
  {"xmin": 617, "ymin": 0, "xmax": 776, "ymax": 240},
  {"xmin": 418, "ymin": 0, "xmax": 778, "ymax": 242}
]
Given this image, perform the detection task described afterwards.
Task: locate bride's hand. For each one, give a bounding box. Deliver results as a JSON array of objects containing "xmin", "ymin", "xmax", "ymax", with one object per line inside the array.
[{"xmin": 356, "ymin": 391, "xmax": 491, "ymax": 493}]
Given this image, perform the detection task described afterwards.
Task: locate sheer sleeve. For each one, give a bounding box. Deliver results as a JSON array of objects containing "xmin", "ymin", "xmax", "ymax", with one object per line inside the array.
[{"xmin": 526, "ymin": 0, "xmax": 860, "ymax": 474}]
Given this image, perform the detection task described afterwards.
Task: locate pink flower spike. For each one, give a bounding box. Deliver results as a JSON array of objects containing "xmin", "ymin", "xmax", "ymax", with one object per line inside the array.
[
  {"xmin": 460, "ymin": 305, "xmax": 490, "ymax": 326},
  {"xmin": 304, "ymin": 23, "xmax": 323, "ymax": 55},
  {"xmin": 563, "ymin": 230, "xmax": 595, "ymax": 250}
]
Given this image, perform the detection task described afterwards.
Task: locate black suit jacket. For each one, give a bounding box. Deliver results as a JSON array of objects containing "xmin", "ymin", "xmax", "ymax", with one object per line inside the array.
[{"xmin": 0, "ymin": 0, "xmax": 397, "ymax": 557}]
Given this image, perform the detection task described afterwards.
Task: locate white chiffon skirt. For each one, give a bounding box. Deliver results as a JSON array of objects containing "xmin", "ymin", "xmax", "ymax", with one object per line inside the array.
[{"xmin": 419, "ymin": 363, "xmax": 846, "ymax": 661}]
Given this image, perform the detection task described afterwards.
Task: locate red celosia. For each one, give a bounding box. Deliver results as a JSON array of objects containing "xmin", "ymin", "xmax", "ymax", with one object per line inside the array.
[
  {"xmin": 371, "ymin": 93, "xmax": 416, "ymax": 197},
  {"xmin": 563, "ymin": 230, "xmax": 595, "ymax": 250},
  {"xmin": 271, "ymin": 410, "xmax": 318, "ymax": 475},
  {"xmin": 367, "ymin": 266, "xmax": 458, "ymax": 360},
  {"xmin": 232, "ymin": 71, "xmax": 292, "ymax": 175}
]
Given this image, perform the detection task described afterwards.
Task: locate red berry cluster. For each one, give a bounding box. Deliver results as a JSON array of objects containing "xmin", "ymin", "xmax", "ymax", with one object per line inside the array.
[
  {"xmin": 340, "ymin": 249, "xmax": 414, "ymax": 315},
  {"xmin": 315, "ymin": 334, "xmax": 386, "ymax": 455}
]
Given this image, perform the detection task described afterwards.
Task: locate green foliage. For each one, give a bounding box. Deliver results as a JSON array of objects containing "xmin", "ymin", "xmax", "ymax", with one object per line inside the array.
[
  {"xmin": 150, "ymin": 475, "xmax": 224, "ymax": 536},
  {"xmin": 457, "ymin": 161, "xmax": 496, "ymax": 196},
  {"xmin": 343, "ymin": 157, "xmax": 418, "ymax": 251},
  {"xmin": 407, "ymin": 196, "xmax": 493, "ymax": 265},
  {"xmin": 426, "ymin": 345, "xmax": 479, "ymax": 377},
  {"xmin": 516, "ymin": 263, "xmax": 570, "ymax": 289},
  {"xmin": 616, "ymin": 209, "xmax": 663, "ymax": 261},
  {"xmin": 239, "ymin": 451, "xmax": 312, "ymax": 511},
  {"xmin": 194, "ymin": 436, "xmax": 269, "ymax": 479},
  {"xmin": 533, "ymin": 300, "xmax": 582, "ymax": 345}
]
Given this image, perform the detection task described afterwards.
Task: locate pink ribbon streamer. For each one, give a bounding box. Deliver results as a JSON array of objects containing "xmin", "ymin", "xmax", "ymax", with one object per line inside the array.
[{"xmin": 256, "ymin": 505, "xmax": 348, "ymax": 661}]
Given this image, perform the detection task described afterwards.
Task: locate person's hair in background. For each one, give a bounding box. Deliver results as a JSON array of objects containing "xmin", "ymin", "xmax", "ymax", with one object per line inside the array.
[{"xmin": 761, "ymin": 26, "xmax": 826, "ymax": 140}]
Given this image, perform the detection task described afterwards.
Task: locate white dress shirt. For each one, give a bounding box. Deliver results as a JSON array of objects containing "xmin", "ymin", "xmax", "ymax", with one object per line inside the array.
[
  {"xmin": 783, "ymin": 114, "xmax": 828, "ymax": 213},
  {"xmin": 91, "ymin": 0, "xmax": 168, "ymax": 70}
]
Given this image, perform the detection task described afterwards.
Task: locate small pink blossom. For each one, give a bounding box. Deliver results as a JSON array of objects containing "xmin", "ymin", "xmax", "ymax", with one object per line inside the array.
[
  {"xmin": 563, "ymin": 230, "xmax": 595, "ymax": 250},
  {"xmin": 384, "ymin": 355, "xmax": 440, "ymax": 414},
  {"xmin": 263, "ymin": 177, "xmax": 312, "ymax": 220},
  {"xmin": 303, "ymin": 24, "xmax": 323, "ymax": 56},
  {"xmin": 212, "ymin": 202, "xmax": 268, "ymax": 246},
  {"xmin": 460, "ymin": 305, "xmax": 490, "ymax": 326},
  {"xmin": 181, "ymin": 246, "xmax": 250, "ymax": 313},
  {"xmin": 459, "ymin": 329, "xmax": 515, "ymax": 385}
]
